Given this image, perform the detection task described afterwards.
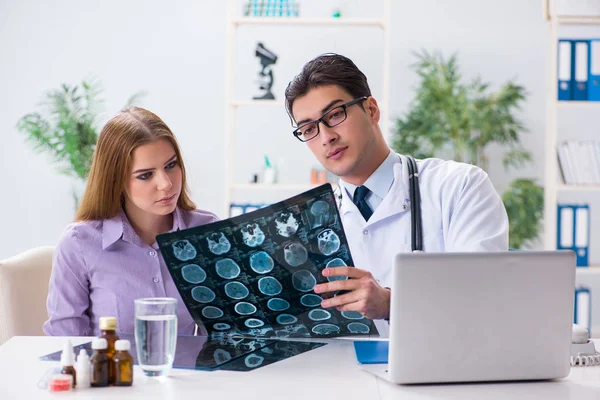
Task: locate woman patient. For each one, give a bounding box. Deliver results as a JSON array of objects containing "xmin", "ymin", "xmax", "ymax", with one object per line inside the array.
[{"xmin": 43, "ymin": 107, "xmax": 218, "ymax": 336}]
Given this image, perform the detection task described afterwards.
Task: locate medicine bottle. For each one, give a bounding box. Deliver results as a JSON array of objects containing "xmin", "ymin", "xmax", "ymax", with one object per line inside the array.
[
  {"xmin": 99, "ymin": 316, "xmax": 119, "ymax": 384},
  {"xmin": 113, "ymin": 339, "xmax": 134, "ymax": 386},
  {"xmin": 75, "ymin": 348, "xmax": 91, "ymax": 389},
  {"xmin": 60, "ymin": 339, "xmax": 76, "ymax": 388},
  {"xmin": 90, "ymin": 338, "xmax": 109, "ymax": 387}
]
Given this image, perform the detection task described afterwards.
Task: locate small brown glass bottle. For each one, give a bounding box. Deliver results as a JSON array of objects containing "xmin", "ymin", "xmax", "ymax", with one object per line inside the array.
[
  {"xmin": 113, "ymin": 339, "xmax": 134, "ymax": 386},
  {"xmin": 60, "ymin": 339, "xmax": 76, "ymax": 388},
  {"xmin": 90, "ymin": 338, "xmax": 109, "ymax": 387},
  {"xmin": 99, "ymin": 316, "xmax": 119, "ymax": 384}
]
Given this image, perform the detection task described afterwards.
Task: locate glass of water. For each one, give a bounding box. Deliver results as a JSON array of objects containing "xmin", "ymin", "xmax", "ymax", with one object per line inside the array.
[{"xmin": 134, "ymin": 297, "xmax": 178, "ymax": 377}]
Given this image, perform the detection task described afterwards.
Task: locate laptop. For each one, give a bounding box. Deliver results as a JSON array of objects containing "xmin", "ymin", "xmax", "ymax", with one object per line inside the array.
[{"xmin": 361, "ymin": 251, "xmax": 576, "ymax": 384}]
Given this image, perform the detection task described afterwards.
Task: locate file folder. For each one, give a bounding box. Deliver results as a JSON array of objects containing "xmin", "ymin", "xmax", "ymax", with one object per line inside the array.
[
  {"xmin": 558, "ymin": 40, "xmax": 573, "ymax": 100},
  {"xmin": 557, "ymin": 204, "xmax": 590, "ymax": 267},
  {"xmin": 354, "ymin": 341, "xmax": 389, "ymax": 364},
  {"xmin": 574, "ymin": 40, "xmax": 590, "ymax": 100},
  {"xmin": 589, "ymin": 39, "xmax": 600, "ymax": 101},
  {"xmin": 229, "ymin": 203, "xmax": 268, "ymax": 217},
  {"xmin": 574, "ymin": 286, "xmax": 591, "ymax": 333}
]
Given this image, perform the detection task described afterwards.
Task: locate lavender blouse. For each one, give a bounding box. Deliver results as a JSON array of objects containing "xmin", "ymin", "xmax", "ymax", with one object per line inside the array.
[{"xmin": 43, "ymin": 207, "xmax": 219, "ymax": 336}]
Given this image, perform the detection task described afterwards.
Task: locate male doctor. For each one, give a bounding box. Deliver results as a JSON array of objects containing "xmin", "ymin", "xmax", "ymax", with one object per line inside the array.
[{"xmin": 284, "ymin": 53, "xmax": 509, "ymax": 320}]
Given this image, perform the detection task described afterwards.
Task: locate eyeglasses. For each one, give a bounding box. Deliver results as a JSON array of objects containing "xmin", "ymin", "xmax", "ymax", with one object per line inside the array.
[{"xmin": 292, "ymin": 96, "xmax": 368, "ymax": 142}]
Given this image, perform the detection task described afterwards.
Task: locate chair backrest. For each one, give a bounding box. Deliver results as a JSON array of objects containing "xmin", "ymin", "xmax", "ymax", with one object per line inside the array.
[{"xmin": 0, "ymin": 246, "xmax": 54, "ymax": 344}]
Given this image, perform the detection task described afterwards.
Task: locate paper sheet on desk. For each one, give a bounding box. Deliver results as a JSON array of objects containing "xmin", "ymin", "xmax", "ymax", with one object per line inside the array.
[{"xmin": 156, "ymin": 184, "xmax": 379, "ymax": 340}]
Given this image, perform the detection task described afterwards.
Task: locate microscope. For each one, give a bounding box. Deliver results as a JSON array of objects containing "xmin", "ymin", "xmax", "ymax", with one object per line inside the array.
[{"xmin": 253, "ymin": 42, "xmax": 278, "ymax": 100}]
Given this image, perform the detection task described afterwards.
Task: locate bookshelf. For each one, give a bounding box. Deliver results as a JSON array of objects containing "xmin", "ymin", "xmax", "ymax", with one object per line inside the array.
[
  {"xmin": 224, "ymin": 0, "xmax": 392, "ymax": 217},
  {"xmin": 543, "ymin": 4, "xmax": 600, "ymax": 250}
]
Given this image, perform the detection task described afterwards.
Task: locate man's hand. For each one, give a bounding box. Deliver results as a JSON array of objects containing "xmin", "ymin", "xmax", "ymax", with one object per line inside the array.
[{"xmin": 314, "ymin": 267, "xmax": 390, "ymax": 320}]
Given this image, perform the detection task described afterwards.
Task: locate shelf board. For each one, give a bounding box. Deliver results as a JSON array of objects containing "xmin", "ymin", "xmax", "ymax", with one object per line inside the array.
[
  {"xmin": 231, "ymin": 100, "xmax": 284, "ymax": 108},
  {"xmin": 556, "ymin": 16, "xmax": 600, "ymax": 25},
  {"xmin": 232, "ymin": 17, "xmax": 385, "ymax": 27},
  {"xmin": 230, "ymin": 183, "xmax": 321, "ymax": 191},
  {"xmin": 557, "ymin": 101, "xmax": 600, "ymax": 108},
  {"xmin": 576, "ymin": 266, "xmax": 600, "ymax": 276},
  {"xmin": 557, "ymin": 184, "xmax": 600, "ymax": 191}
]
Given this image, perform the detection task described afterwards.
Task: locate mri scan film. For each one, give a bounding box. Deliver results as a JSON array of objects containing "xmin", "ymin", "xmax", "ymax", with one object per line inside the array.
[{"xmin": 157, "ymin": 184, "xmax": 378, "ymax": 339}]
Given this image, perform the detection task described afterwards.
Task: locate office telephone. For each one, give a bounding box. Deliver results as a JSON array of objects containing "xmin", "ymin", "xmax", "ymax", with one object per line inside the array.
[{"xmin": 571, "ymin": 323, "xmax": 600, "ymax": 366}]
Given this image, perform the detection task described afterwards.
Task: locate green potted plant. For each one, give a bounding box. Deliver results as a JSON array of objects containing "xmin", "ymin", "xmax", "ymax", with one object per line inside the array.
[
  {"xmin": 392, "ymin": 50, "xmax": 543, "ymax": 249},
  {"xmin": 17, "ymin": 79, "xmax": 144, "ymax": 208}
]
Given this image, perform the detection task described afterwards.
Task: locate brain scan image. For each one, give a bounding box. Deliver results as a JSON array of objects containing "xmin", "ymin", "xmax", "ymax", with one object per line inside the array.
[
  {"xmin": 224, "ymin": 281, "xmax": 249, "ymax": 300},
  {"xmin": 311, "ymin": 323, "xmax": 341, "ymax": 336},
  {"xmin": 283, "ymin": 242, "xmax": 308, "ymax": 267},
  {"xmin": 215, "ymin": 258, "xmax": 241, "ymax": 279},
  {"xmin": 249, "ymin": 251, "xmax": 274, "ymax": 274},
  {"xmin": 274, "ymin": 212, "xmax": 299, "ymax": 237},
  {"xmin": 347, "ymin": 322, "xmax": 370, "ymax": 334},
  {"xmin": 317, "ymin": 229, "xmax": 340, "ymax": 256},
  {"xmin": 341, "ymin": 311, "xmax": 364, "ymax": 320},
  {"xmin": 214, "ymin": 349, "xmax": 232, "ymax": 364},
  {"xmin": 234, "ymin": 302, "xmax": 257, "ymax": 315},
  {"xmin": 244, "ymin": 354, "xmax": 264, "ymax": 368},
  {"xmin": 181, "ymin": 264, "xmax": 206, "ymax": 284},
  {"xmin": 172, "ymin": 240, "xmax": 197, "ymax": 261},
  {"xmin": 276, "ymin": 314, "xmax": 298, "ymax": 325},
  {"xmin": 207, "ymin": 232, "xmax": 231, "ymax": 255},
  {"xmin": 202, "ymin": 306, "xmax": 224, "ymax": 319},
  {"xmin": 325, "ymin": 258, "xmax": 347, "ymax": 282},
  {"xmin": 258, "ymin": 276, "xmax": 282, "ymax": 296},
  {"xmin": 241, "ymin": 223, "xmax": 265, "ymax": 247},
  {"xmin": 310, "ymin": 200, "xmax": 331, "ymax": 228},
  {"xmin": 300, "ymin": 294, "xmax": 322, "ymax": 307},
  {"xmin": 267, "ymin": 298, "xmax": 290, "ymax": 311},
  {"xmin": 308, "ymin": 309, "xmax": 331, "ymax": 321},
  {"xmin": 291, "ymin": 270, "xmax": 317, "ymax": 292},
  {"xmin": 191, "ymin": 286, "xmax": 216, "ymax": 303},
  {"xmin": 213, "ymin": 323, "xmax": 231, "ymax": 331},
  {"xmin": 156, "ymin": 184, "xmax": 373, "ymax": 340},
  {"xmin": 245, "ymin": 318, "xmax": 265, "ymax": 328}
]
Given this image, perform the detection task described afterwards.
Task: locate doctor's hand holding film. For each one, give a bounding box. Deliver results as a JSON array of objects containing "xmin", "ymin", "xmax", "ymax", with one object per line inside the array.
[{"xmin": 314, "ymin": 267, "xmax": 391, "ymax": 320}]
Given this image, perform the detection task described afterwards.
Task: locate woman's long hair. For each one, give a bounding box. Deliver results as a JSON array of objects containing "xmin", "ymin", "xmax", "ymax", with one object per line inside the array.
[{"xmin": 75, "ymin": 107, "xmax": 195, "ymax": 221}]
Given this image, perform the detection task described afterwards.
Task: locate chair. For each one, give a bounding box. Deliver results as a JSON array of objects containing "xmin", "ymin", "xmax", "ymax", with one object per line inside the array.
[{"xmin": 0, "ymin": 246, "xmax": 54, "ymax": 344}]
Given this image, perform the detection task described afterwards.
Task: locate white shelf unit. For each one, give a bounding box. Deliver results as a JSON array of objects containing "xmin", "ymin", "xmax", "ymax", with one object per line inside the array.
[
  {"xmin": 224, "ymin": 0, "xmax": 391, "ymax": 217},
  {"xmin": 543, "ymin": 6, "xmax": 600, "ymax": 250}
]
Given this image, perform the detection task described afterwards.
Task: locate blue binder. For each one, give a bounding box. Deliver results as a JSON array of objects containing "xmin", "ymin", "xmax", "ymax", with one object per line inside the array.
[
  {"xmin": 229, "ymin": 203, "xmax": 268, "ymax": 217},
  {"xmin": 557, "ymin": 204, "xmax": 590, "ymax": 267},
  {"xmin": 589, "ymin": 39, "xmax": 600, "ymax": 101},
  {"xmin": 573, "ymin": 40, "xmax": 590, "ymax": 101},
  {"xmin": 574, "ymin": 286, "xmax": 592, "ymax": 333},
  {"xmin": 558, "ymin": 39, "xmax": 573, "ymax": 100},
  {"xmin": 353, "ymin": 341, "xmax": 389, "ymax": 364}
]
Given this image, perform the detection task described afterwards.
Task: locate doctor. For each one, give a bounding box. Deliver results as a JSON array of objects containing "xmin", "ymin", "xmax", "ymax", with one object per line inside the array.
[{"xmin": 284, "ymin": 53, "xmax": 509, "ymax": 320}]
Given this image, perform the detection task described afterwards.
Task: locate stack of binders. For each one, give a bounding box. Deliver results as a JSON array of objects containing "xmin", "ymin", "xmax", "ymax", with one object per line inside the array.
[
  {"xmin": 557, "ymin": 39, "xmax": 600, "ymax": 101},
  {"xmin": 557, "ymin": 204, "xmax": 590, "ymax": 267}
]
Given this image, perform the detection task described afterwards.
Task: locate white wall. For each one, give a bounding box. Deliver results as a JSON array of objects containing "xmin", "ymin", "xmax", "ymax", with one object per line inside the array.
[{"xmin": 0, "ymin": 0, "xmax": 552, "ymax": 260}]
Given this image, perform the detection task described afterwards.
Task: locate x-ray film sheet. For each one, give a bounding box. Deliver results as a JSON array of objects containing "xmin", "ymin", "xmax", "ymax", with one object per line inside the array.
[
  {"xmin": 156, "ymin": 184, "xmax": 378, "ymax": 339},
  {"xmin": 40, "ymin": 334, "xmax": 323, "ymax": 372},
  {"xmin": 215, "ymin": 340, "xmax": 327, "ymax": 372}
]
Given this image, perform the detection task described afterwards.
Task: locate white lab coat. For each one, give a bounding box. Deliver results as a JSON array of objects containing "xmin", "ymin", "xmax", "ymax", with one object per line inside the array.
[{"xmin": 337, "ymin": 155, "xmax": 509, "ymax": 289}]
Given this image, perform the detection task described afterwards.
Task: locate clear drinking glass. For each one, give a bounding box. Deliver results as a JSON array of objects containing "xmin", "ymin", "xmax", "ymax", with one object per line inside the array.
[{"xmin": 134, "ymin": 297, "xmax": 178, "ymax": 377}]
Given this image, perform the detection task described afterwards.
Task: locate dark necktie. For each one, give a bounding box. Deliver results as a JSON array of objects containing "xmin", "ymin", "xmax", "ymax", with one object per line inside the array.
[{"xmin": 353, "ymin": 185, "xmax": 373, "ymax": 221}]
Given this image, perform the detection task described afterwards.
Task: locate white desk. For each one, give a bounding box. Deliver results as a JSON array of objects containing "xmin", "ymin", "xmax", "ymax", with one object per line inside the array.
[{"xmin": 2, "ymin": 336, "xmax": 600, "ymax": 399}]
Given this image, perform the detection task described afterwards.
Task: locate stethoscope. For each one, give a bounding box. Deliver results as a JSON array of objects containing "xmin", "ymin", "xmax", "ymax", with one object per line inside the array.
[{"xmin": 335, "ymin": 155, "xmax": 423, "ymax": 252}]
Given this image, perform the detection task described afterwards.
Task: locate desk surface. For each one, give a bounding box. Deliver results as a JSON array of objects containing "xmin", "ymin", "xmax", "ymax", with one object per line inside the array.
[{"xmin": 2, "ymin": 336, "xmax": 600, "ymax": 399}]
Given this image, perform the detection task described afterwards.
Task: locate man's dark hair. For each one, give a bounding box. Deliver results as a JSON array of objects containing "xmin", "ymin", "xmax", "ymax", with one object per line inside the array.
[{"xmin": 284, "ymin": 53, "xmax": 372, "ymax": 123}]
